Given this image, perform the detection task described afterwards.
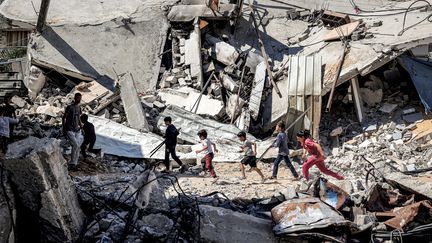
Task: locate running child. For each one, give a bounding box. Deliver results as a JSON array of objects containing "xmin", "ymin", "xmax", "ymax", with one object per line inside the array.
[
  {"xmin": 237, "ymin": 131, "xmax": 265, "ymax": 183},
  {"xmin": 195, "ymin": 129, "xmax": 217, "ymax": 178},
  {"xmin": 296, "ymin": 130, "xmax": 344, "ymax": 181},
  {"xmin": 269, "ymin": 121, "xmax": 299, "ymax": 180}
]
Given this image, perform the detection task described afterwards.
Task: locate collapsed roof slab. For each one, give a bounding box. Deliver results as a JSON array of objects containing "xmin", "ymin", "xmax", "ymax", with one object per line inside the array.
[
  {"xmin": 28, "ymin": 20, "xmax": 168, "ymax": 92},
  {"xmin": 296, "ymin": 10, "xmax": 432, "ymax": 95},
  {"xmin": 258, "ymin": 0, "xmax": 420, "ymax": 15},
  {"xmin": 0, "ymin": 0, "xmax": 173, "ymax": 26},
  {"xmin": 1, "ymin": 0, "xmax": 175, "ymax": 93}
]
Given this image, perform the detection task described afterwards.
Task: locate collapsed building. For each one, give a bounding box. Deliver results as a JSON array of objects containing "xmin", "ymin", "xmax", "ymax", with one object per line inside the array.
[{"xmin": 1, "ymin": 0, "xmax": 432, "ymax": 242}]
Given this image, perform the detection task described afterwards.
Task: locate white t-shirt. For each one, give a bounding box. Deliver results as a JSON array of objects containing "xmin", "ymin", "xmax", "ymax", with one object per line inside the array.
[{"xmin": 202, "ymin": 138, "xmax": 213, "ymax": 154}]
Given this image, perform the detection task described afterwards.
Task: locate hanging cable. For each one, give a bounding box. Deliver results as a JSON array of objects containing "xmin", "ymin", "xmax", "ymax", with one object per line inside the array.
[
  {"xmin": 348, "ymin": 0, "xmax": 429, "ymax": 13},
  {"xmin": 398, "ymin": 0, "xmax": 432, "ymax": 36}
]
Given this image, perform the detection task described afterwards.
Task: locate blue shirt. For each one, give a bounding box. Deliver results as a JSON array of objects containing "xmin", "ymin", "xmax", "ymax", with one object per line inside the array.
[{"xmin": 273, "ymin": 131, "xmax": 289, "ymax": 156}]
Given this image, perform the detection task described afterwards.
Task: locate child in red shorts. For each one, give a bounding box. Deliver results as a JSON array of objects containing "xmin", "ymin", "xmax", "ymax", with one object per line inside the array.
[{"xmin": 195, "ymin": 129, "xmax": 218, "ymax": 178}]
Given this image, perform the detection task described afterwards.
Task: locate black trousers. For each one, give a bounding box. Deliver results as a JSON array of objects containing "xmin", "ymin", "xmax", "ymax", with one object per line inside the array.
[
  {"xmin": 0, "ymin": 136, "xmax": 8, "ymax": 155},
  {"xmin": 164, "ymin": 146, "xmax": 183, "ymax": 169},
  {"xmin": 81, "ymin": 138, "xmax": 100, "ymax": 159}
]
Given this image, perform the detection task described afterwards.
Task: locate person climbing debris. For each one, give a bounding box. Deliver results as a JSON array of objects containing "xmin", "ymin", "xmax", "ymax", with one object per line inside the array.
[
  {"xmin": 269, "ymin": 121, "xmax": 299, "ymax": 180},
  {"xmin": 80, "ymin": 114, "xmax": 101, "ymax": 161},
  {"xmin": 237, "ymin": 131, "xmax": 265, "ymax": 183},
  {"xmin": 3, "ymin": 95, "xmax": 16, "ymax": 139},
  {"xmin": 63, "ymin": 92, "xmax": 82, "ymax": 170},
  {"xmin": 163, "ymin": 116, "xmax": 186, "ymax": 173},
  {"xmin": 196, "ymin": 129, "xmax": 218, "ymax": 178},
  {"xmin": 296, "ymin": 129, "xmax": 344, "ymax": 181},
  {"xmin": 0, "ymin": 106, "xmax": 19, "ymax": 155}
]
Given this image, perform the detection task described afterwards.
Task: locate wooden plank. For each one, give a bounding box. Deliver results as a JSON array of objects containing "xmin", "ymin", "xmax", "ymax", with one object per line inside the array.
[
  {"xmin": 73, "ymin": 81, "xmax": 112, "ymax": 104},
  {"xmin": 91, "ymin": 95, "xmax": 120, "ymax": 115},
  {"xmin": 323, "ymin": 21, "xmax": 360, "ymax": 41},
  {"xmin": 312, "ymin": 55, "xmax": 322, "ymax": 139},
  {"xmin": 411, "ymin": 119, "xmax": 432, "ymax": 142}
]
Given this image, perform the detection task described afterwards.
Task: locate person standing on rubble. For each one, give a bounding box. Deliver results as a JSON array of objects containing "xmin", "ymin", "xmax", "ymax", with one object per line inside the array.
[
  {"xmin": 3, "ymin": 95, "xmax": 16, "ymax": 139},
  {"xmin": 63, "ymin": 93, "xmax": 82, "ymax": 170},
  {"xmin": 163, "ymin": 116, "xmax": 186, "ymax": 173},
  {"xmin": 196, "ymin": 129, "xmax": 218, "ymax": 178},
  {"xmin": 237, "ymin": 131, "xmax": 265, "ymax": 183},
  {"xmin": 0, "ymin": 106, "xmax": 19, "ymax": 155},
  {"xmin": 269, "ymin": 121, "xmax": 299, "ymax": 180},
  {"xmin": 297, "ymin": 130, "xmax": 344, "ymax": 181}
]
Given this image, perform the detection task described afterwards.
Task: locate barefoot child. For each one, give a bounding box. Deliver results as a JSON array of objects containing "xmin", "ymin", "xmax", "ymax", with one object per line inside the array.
[
  {"xmin": 195, "ymin": 129, "xmax": 218, "ymax": 178},
  {"xmin": 237, "ymin": 131, "xmax": 265, "ymax": 182},
  {"xmin": 296, "ymin": 130, "xmax": 344, "ymax": 181}
]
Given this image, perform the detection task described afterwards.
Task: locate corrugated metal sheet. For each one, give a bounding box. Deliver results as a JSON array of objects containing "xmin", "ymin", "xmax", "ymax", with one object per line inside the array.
[{"xmin": 287, "ymin": 55, "xmax": 322, "ymax": 96}]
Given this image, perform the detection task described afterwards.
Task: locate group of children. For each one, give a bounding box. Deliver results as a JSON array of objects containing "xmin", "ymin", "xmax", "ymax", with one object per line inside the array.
[{"xmin": 163, "ymin": 118, "xmax": 344, "ymax": 182}]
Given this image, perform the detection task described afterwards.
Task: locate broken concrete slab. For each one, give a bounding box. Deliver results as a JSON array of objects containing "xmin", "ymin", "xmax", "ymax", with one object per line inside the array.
[
  {"xmin": 360, "ymin": 88, "xmax": 383, "ymax": 106},
  {"xmin": 199, "ymin": 205, "xmax": 279, "ymax": 243},
  {"xmin": 386, "ymin": 172, "xmax": 432, "ymax": 200},
  {"xmin": 323, "ymin": 21, "xmax": 360, "ymax": 41},
  {"xmin": 249, "ymin": 62, "xmax": 266, "ymax": 120},
  {"xmin": 235, "ymin": 107, "xmax": 251, "ymax": 132},
  {"xmin": 139, "ymin": 213, "xmax": 173, "ymax": 238},
  {"xmin": 226, "ymin": 94, "xmax": 245, "ymax": 120},
  {"xmin": 158, "ymin": 105, "xmax": 259, "ymax": 162},
  {"xmin": 330, "ymin": 126, "xmax": 343, "ymax": 137},
  {"xmin": 11, "ymin": 95, "xmax": 27, "ymax": 108},
  {"xmin": 4, "ymin": 137, "xmax": 85, "ymax": 242},
  {"xmin": 119, "ymin": 74, "xmax": 149, "ymax": 131},
  {"xmin": 24, "ymin": 65, "xmax": 46, "ymax": 99},
  {"xmin": 27, "ymin": 19, "xmax": 169, "ymax": 93},
  {"xmin": 185, "ymin": 22, "xmax": 203, "ymax": 86},
  {"xmin": 168, "ymin": 4, "xmax": 238, "ymax": 22},
  {"xmin": 73, "ymin": 80, "xmax": 112, "ymax": 104},
  {"xmin": 380, "ymin": 103, "xmax": 398, "ymax": 114},
  {"xmin": 88, "ymin": 115, "xmax": 196, "ymax": 163},
  {"xmin": 206, "ymin": 35, "xmax": 239, "ymax": 66},
  {"xmin": 134, "ymin": 170, "xmax": 169, "ymax": 213},
  {"xmin": 89, "ymin": 115, "xmax": 164, "ymax": 159},
  {"xmin": 221, "ymin": 73, "xmax": 239, "ymax": 93},
  {"xmin": 36, "ymin": 104, "xmax": 63, "ymax": 117},
  {"xmin": 403, "ymin": 113, "xmax": 423, "ymax": 123},
  {"xmin": 158, "ymin": 87, "xmax": 224, "ymax": 118}
]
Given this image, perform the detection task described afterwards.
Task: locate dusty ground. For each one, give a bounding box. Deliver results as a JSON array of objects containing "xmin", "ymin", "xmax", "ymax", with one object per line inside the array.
[
  {"xmin": 164, "ymin": 162, "xmax": 307, "ymax": 200},
  {"xmin": 65, "ymin": 155, "xmax": 348, "ymax": 201}
]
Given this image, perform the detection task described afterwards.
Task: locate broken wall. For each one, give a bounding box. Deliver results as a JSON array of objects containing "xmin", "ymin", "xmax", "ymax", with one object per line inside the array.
[{"xmin": 4, "ymin": 137, "xmax": 85, "ymax": 242}]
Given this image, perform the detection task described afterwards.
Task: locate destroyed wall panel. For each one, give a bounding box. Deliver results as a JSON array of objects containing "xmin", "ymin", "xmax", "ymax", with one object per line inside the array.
[
  {"xmin": 28, "ymin": 20, "xmax": 168, "ymax": 92},
  {"xmin": 285, "ymin": 54, "xmax": 322, "ymax": 137},
  {"xmin": 0, "ymin": 0, "xmax": 172, "ymax": 26},
  {"xmin": 168, "ymin": 4, "xmax": 237, "ymax": 22},
  {"xmin": 249, "ymin": 62, "xmax": 266, "ymax": 120}
]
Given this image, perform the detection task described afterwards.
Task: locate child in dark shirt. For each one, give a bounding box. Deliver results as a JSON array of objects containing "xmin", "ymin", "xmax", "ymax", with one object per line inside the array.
[{"xmin": 80, "ymin": 114, "xmax": 100, "ymax": 160}]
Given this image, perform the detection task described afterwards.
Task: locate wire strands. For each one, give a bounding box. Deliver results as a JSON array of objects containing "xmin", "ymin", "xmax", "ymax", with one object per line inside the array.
[
  {"xmin": 348, "ymin": 0, "xmax": 428, "ymax": 13},
  {"xmin": 398, "ymin": 0, "xmax": 432, "ymax": 36}
]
